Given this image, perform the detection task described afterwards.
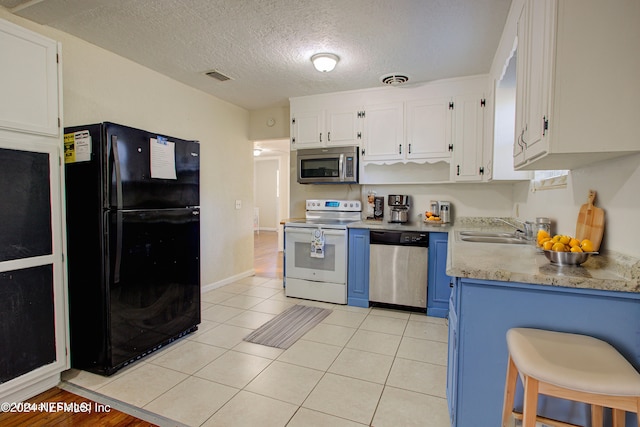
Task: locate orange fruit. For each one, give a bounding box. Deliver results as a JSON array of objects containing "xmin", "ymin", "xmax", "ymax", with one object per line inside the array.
[
  {"xmin": 537, "ymin": 230, "xmax": 550, "ymax": 240},
  {"xmin": 570, "ymin": 246, "xmax": 583, "ymax": 253},
  {"xmin": 538, "ymin": 237, "xmax": 552, "ymax": 247},
  {"xmin": 569, "ymin": 238, "xmax": 581, "ymax": 248},
  {"xmin": 559, "ymin": 235, "xmax": 571, "ymax": 245},
  {"xmin": 580, "ymin": 239, "xmax": 595, "ymax": 252},
  {"xmin": 542, "ymin": 241, "xmax": 554, "ymax": 250},
  {"xmin": 551, "ymin": 242, "xmax": 565, "ymax": 252}
]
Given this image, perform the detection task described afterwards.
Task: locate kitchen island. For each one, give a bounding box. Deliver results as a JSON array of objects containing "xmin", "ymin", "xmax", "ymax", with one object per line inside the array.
[{"xmin": 446, "ymin": 218, "xmax": 640, "ymax": 427}]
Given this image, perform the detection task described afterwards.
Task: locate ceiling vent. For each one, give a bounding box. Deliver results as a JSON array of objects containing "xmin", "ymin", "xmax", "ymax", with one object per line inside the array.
[
  {"xmin": 204, "ymin": 69, "xmax": 233, "ymax": 82},
  {"xmin": 380, "ymin": 73, "xmax": 410, "ymax": 86}
]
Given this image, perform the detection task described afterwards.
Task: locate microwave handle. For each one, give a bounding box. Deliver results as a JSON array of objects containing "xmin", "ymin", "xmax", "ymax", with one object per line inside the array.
[{"xmin": 339, "ymin": 153, "xmax": 344, "ymax": 181}]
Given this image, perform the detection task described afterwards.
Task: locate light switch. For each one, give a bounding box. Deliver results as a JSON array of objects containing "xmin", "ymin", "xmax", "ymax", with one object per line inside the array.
[{"xmin": 235, "ymin": 200, "xmax": 241, "ymax": 209}]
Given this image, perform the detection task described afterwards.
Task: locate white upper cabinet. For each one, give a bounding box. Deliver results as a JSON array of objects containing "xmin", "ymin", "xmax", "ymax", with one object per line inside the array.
[
  {"xmin": 289, "ymin": 74, "xmax": 490, "ymax": 183},
  {"xmin": 291, "ymin": 107, "xmax": 360, "ymax": 149},
  {"xmin": 360, "ymin": 102, "xmax": 404, "ymax": 162},
  {"xmin": 451, "ymin": 95, "xmax": 485, "ymax": 182},
  {"xmin": 0, "ymin": 19, "xmax": 60, "ymax": 137},
  {"xmin": 405, "ymin": 98, "xmax": 453, "ymax": 161},
  {"xmin": 514, "ymin": 0, "xmax": 552, "ymax": 168},
  {"xmin": 514, "ymin": 0, "xmax": 640, "ymax": 170}
]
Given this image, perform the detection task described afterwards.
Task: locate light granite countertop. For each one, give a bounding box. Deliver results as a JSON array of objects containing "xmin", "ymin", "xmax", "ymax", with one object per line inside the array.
[
  {"xmin": 447, "ymin": 217, "xmax": 640, "ymax": 294},
  {"xmin": 348, "ymin": 219, "xmax": 453, "ymax": 233}
]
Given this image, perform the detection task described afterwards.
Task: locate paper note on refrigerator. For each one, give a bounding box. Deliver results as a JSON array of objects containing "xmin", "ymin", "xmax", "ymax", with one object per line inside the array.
[
  {"xmin": 63, "ymin": 130, "xmax": 92, "ymax": 163},
  {"xmin": 150, "ymin": 137, "xmax": 177, "ymax": 179}
]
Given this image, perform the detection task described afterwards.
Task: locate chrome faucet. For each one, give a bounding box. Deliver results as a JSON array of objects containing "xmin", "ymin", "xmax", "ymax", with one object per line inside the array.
[{"xmin": 495, "ymin": 218, "xmax": 535, "ymax": 240}]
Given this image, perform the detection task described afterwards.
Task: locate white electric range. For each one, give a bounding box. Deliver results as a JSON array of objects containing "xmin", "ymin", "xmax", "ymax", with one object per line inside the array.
[{"xmin": 284, "ymin": 200, "xmax": 362, "ymax": 304}]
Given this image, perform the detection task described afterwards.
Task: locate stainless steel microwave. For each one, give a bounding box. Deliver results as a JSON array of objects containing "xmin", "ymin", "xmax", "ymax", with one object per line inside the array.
[{"xmin": 297, "ymin": 146, "xmax": 358, "ymax": 184}]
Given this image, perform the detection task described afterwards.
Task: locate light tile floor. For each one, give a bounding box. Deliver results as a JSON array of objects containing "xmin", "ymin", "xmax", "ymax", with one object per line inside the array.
[{"xmin": 62, "ymin": 276, "xmax": 451, "ymax": 427}]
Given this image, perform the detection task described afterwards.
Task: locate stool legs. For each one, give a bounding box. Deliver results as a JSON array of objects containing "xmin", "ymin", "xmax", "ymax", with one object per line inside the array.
[
  {"xmin": 591, "ymin": 405, "xmax": 603, "ymax": 427},
  {"xmin": 523, "ymin": 375, "xmax": 540, "ymax": 427},
  {"xmin": 502, "ymin": 355, "xmax": 518, "ymax": 427},
  {"xmin": 612, "ymin": 408, "xmax": 625, "ymax": 427}
]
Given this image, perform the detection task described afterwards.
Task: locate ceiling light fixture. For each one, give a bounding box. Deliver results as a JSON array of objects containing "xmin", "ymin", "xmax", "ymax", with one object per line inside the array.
[
  {"xmin": 311, "ymin": 53, "xmax": 339, "ymax": 72},
  {"xmin": 253, "ymin": 148, "xmax": 262, "ymax": 156}
]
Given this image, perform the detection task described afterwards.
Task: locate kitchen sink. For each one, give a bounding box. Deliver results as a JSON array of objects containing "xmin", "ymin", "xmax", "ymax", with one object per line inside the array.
[
  {"xmin": 459, "ymin": 231, "xmax": 517, "ymax": 238},
  {"xmin": 459, "ymin": 235, "xmax": 529, "ymax": 245}
]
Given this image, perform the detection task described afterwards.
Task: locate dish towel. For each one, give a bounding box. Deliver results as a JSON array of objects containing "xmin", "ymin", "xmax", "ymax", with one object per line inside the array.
[{"xmin": 310, "ymin": 228, "xmax": 325, "ymax": 258}]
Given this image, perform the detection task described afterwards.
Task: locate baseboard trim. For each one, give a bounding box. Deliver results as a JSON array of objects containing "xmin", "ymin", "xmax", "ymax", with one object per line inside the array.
[{"xmin": 201, "ymin": 269, "xmax": 255, "ymax": 293}]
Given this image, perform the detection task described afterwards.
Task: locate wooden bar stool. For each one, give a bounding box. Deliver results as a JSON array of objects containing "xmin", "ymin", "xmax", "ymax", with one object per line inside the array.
[{"xmin": 501, "ymin": 328, "xmax": 640, "ymax": 427}]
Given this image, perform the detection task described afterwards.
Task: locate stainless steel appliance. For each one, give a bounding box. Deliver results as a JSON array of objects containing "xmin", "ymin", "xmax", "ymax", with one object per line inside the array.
[
  {"xmin": 388, "ymin": 194, "xmax": 410, "ymax": 223},
  {"xmin": 297, "ymin": 146, "xmax": 358, "ymax": 184},
  {"xmin": 284, "ymin": 199, "xmax": 361, "ymax": 304},
  {"xmin": 438, "ymin": 201, "xmax": 451, "ymax": 223},
  {"xmin": 64, "ymin": 122, "xmax": 200, "ymax": 375},
  {"xmin": 369, "ymin": 230, "xmax": 428, "ymax": 309}
]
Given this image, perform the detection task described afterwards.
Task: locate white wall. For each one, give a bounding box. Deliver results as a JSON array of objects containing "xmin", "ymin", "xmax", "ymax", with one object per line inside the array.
[
  {"xmin": 514, "ymin": 154, "xmax": 640, "ymax": 258},
  {"xmin": 1, "ymin": 9, "xmax": 254, "ymax": 287},
  {"xmin": 362, "ymin": 183, "xmax": 515, "ymax": 223}
]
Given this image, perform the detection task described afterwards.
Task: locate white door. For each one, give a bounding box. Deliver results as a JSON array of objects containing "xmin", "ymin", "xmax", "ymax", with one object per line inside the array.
[{"xmin": 254, "ymin": 158, "xmax": 279, "ymax": 231}]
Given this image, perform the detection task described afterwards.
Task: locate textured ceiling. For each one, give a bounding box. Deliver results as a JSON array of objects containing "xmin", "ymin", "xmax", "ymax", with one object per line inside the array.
[{"xmin": 3, "ymin": 0, "xmax": 512, "ymax": 111}]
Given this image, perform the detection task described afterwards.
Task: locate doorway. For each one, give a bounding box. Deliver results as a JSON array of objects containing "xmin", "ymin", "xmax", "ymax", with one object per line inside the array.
[{"xmin": 253, "ymin": 139, "xmax": 289, "ymax": 279}]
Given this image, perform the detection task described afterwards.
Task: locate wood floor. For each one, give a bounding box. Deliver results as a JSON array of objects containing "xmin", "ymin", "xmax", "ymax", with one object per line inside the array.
[
  {"xmin": 0, "ymin": 387, "xmax": 156, "ymax": 426},
  {"xmin": 253, "ymin": 230, "xmax": 283, "ymax": 279}
]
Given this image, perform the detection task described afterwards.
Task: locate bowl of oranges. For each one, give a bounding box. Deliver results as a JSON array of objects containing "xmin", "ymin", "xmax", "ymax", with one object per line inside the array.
[{"xmin": 537, "ymin": 230, "xmax": 597, "ymax": 265}]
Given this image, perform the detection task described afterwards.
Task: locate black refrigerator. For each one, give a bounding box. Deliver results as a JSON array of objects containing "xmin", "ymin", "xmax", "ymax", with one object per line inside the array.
[{"xmin": 64, "ymin": 122, "xmax": 200, "ymax": 375}]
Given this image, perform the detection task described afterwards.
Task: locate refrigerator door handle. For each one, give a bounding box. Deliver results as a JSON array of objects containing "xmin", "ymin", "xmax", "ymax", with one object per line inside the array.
[
  {"xmin": 111, "ymin": 134, "xmax": 123, "ymax": 210},
  {"xmin": 114, "ymin": 211, "xmax": 122, "ymax": 284}
]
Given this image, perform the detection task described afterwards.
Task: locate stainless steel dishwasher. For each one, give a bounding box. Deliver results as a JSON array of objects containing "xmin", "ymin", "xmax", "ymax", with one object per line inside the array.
[{"xmin": 369, "ymin": 230, "xmax": 428, "ymax": 309}]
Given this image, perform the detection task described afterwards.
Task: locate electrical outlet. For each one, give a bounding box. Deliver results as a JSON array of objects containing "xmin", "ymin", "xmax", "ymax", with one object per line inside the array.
[{"xmin": 235, "ymin": 200, "xmax": 241, "ymax": 210}]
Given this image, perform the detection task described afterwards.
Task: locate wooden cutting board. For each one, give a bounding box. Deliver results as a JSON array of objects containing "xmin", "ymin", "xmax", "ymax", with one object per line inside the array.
[{"xmin": 575, "ymin": 190, "xmax": 604, "ymax": 251}]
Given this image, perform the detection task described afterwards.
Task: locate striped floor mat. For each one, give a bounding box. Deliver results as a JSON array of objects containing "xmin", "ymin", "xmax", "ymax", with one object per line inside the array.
[{"xmin": 243, "ymin": 305, "xmax": 332, "ymax": 349}]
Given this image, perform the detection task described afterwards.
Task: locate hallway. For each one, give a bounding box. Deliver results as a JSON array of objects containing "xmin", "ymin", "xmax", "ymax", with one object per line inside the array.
[{"xmin": 254, "ymin": 231, "xmax": 283, "ymax": 279}]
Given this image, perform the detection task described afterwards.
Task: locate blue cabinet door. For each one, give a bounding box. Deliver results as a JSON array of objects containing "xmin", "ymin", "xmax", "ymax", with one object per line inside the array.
[
  {"xmin": 427, "ymin": 232, "xmax": 451, "ymax": 317},
  {"xmin": 347, "ymin": 229, "xmax": 370, "ymax": 307},
  {"xmin": 453, "ymin": 278, "xmax": 640, "ymax": 427},
  {"xmin": 446, "ymin": 282, "xmax": 459, "ymax": 426}
]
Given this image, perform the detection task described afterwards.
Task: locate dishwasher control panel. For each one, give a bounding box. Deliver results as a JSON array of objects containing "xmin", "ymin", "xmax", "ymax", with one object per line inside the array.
[{"xmin": 370, "ymin": 230, "xmax": 429, "ymax": 247}]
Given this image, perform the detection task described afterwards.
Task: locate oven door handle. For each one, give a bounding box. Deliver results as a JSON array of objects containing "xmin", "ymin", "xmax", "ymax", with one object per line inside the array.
[{"xmin": 286, "ymin": 228, "xmax": 346, "ymax": 236}]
